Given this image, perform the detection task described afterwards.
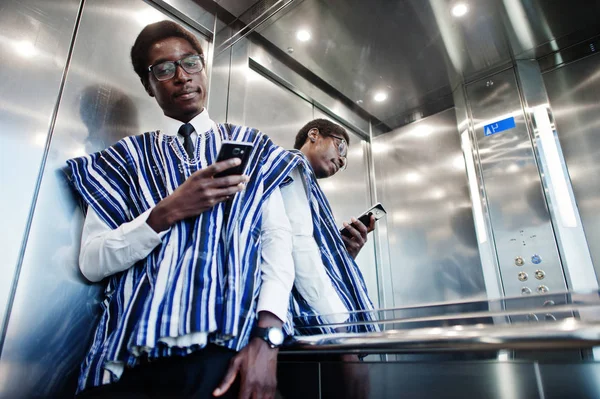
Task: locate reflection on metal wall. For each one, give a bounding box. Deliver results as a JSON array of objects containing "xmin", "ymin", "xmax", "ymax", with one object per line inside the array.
[
  {"xmin": 224, "ymin": 38, "xmax": 379, "ymax": 305},
  {"xmin": 544, "ymin": 54, "xmax": 600, "ymax": 283},
  {"xmin": 373, "ymin": 108, "xmax": 485, "ymax": 307},
  {"xmin": 232, "ymin": 63, "xmax": 313, "ymax": 146},
  {"xmin": 312, "ymin": 109, "xmax": 378, "ymax": 308},
  {"xmin": 0, "ymin": 0, "xmax": 210, "ymax": 397},
  {"xmin": 465, "ymin": 68, "xmax": 566, "ymax": 302},
  {"xmin": 0, "ymin": 0, "xmax": 80, "ymax": 346},
  {"xmin": 516, "ymin": 60, "xmax": 597, "ymax": 294}
]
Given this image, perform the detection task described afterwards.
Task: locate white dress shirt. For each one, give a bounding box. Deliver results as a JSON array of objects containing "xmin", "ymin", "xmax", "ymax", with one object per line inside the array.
[
  {"xmin": 279, "ymin": 168, "xmax": 348, "ymax": 324},
  {"xmin": 79, "ymin": 109, "xmax": 293, "ymax": 325}
]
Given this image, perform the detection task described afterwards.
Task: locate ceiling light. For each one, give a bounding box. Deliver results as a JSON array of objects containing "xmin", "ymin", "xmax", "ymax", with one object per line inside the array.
[
  {"xmin": 451, "ymin": 3, "xmax": 469, "ymax": 17},
  {"xmin": 374, "ymin": 91, "xmax": 388, "ymax": 102},
  {"xmin": 296, "ymin": 30, "xmax": 311, "ymax": 42}
]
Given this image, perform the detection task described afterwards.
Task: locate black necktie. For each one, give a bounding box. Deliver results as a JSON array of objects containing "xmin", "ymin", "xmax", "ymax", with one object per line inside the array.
[{"xmin": 178, "ymin": 123, "xmax": 195, "ymax": 158}]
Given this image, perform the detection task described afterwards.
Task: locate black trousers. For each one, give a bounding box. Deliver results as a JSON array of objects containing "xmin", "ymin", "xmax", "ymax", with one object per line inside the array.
[{"xmin": 77, "ymin": 344, "xmax": 240, "ymax": 399}]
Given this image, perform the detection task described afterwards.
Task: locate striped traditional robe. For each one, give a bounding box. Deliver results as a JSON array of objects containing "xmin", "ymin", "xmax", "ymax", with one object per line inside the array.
[
  {"xmin": 285, "ymin": 151, "xmax": 378, "ymax": 335},
  {"xmin": 67, "ymin": 124, "xmax": 298, "ymax": 391}
]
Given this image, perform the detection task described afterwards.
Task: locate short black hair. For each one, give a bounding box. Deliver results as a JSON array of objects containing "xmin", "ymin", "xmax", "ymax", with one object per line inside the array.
[
  {"xmin": 294, "ymin": 118, "xmax": 350, "ymax": 150},
  {"xmin": 131, "ymin": 20, "xmax": 204, "ymax": 87}
]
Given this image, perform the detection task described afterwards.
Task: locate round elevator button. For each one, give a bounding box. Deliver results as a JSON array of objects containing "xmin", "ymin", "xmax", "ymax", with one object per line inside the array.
[
  {"xmin": 518, "ymin": 272, "xmax": 528, "ymax": 282},
  {"xmin": 535, "ymin": 270, "xmax": 545, "ymax": 280},
  {"xmin": 515, "ymin": 256, "xmax": 525, "ymax": 266}
]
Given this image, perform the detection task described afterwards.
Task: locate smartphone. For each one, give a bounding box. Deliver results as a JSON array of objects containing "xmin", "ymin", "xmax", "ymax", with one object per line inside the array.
[
  {"xmin": 213, "ymin": 140, "xmax": 254, "ymax": 178},
  {"xmin": 340, "ymin": 203, "xmax": 387, "ymax": 238}
]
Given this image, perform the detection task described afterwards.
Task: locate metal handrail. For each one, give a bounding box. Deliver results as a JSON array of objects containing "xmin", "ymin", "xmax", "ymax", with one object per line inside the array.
[{"xmin": 283, "ymin": 319, "xmax": 600, "ymax": 354}]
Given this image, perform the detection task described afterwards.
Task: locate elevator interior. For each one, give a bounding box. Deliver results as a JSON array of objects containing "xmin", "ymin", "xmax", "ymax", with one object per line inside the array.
[{"xmin": 2, "ymin": 0, "xmax": 600, "ymax": 397}]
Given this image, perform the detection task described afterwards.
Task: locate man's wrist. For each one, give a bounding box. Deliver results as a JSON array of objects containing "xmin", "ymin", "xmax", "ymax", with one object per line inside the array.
[{"xmin": 147, "ymin": 199, "xmax": 177, "ymax": 232}]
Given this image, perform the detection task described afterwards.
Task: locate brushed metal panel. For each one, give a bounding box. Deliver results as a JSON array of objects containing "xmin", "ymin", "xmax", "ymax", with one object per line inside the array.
[
  {"xmin": 207, "ymin": 46, "xmax": 231, "ymax": 122},
  {"xmin": 231, "ymin": 65, "xmax": 313, "ymax": 147},
  {"xmin": 465, "ymin": 68, "xmax": 566, "ymax": 303},
  {"xmin": 516, "ymin": 60, "xmax": 596, "ymax": 294},
  {"xmin": 453, "ymin": 85, "xmax": 504, "ymax": 301},
  {"xmin": 503, "ymin": 0, "xmax": 600, "ymax": 59},
  {"xmin": 544, "ymin": 54, "xmax": 600, "ymax": 285},
  {"xmin": 160, "ymin": 0, "xmax": 215, "ymax": 35},
  {"xmin": 0, "ymin": 0, "xmax": 80, "ymax": 350},
  {"xmin": 373, "ymin": 108, "xmax": 486, "ymax": 307},
  {"xmin": 247, "ymin": 39, "xmax": 370, "ymax": 134},
  {"xmin": 539, "ymin": 363, "xmax": 600, "ymax": 399},
  {"xmin": 320, "ymin": 361, "xmax": 540, "ymax": 399},
  {"xmin": 0, "ymin": 0, "xmax": 209, "ymax": 397}
]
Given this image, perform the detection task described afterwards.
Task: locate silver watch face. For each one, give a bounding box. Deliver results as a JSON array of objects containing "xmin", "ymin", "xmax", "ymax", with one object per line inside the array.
[{"xmin": 267, "ymin": 328, "xmax": 284, "ymax": 345}]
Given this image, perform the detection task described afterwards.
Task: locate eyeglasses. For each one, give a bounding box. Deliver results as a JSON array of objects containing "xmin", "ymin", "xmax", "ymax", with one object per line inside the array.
[
  {"xmin": 329, "ymin": 133, "xmax": 348, "ymax": 171},
  {"xmin": 147, "ymin": 54, "xmax": 204, "ymax": 82}
]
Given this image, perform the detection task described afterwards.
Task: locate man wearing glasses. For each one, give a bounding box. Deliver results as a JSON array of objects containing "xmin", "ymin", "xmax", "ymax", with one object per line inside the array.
[
  {"xmin": 279, "ymin": 119, "xmax": 377, "ymax": 335},
  {"xmin": 68, "ymin": 21, "xmax": 299, "ymax": 398}
]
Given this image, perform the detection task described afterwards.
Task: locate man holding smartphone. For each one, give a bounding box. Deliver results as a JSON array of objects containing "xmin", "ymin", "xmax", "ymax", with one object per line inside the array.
[
  {"xmin": 68, "ymin": 21, "xmax": 298, "ymax": 398},
  {"xmin": 279, "ymin": 119, "xmax": 378, "ymax": 334}
]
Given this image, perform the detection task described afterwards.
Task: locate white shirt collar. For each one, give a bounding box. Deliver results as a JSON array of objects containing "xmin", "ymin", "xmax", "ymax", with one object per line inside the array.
[{"xmin": 162, "ymin": 108, "xmax": 214, "ymax": 137}]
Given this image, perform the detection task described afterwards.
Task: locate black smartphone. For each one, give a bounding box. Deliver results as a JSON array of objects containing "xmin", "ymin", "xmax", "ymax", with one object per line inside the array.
[
  {"xmin": 340, "ymin": 203, "xmax": 387, "ymax": 238},
  {"xmin": 213, "ymin": 140, "xmax": 254, "ymax": 178}
]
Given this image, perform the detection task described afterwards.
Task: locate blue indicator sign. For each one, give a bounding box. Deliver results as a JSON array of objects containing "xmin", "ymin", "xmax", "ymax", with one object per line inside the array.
[{"xmin": 484, "ymin": 117, "xmax": 516, "ymax": 136}]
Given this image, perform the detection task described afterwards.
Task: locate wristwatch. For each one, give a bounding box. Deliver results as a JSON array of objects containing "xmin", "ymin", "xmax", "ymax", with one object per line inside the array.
[{"xmin": 251, "ymin": 326, "xmax": 284, "ymax": 348}]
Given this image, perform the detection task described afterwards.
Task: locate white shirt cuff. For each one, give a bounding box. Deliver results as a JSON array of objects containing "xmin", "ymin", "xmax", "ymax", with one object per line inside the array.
[
  {"xmin": 120, "ymin": 208, "xmax": 167, "ymax": 256},
  {"xmin": 256, "ymin": 280, "xmax": 292, "ymax": 323}
]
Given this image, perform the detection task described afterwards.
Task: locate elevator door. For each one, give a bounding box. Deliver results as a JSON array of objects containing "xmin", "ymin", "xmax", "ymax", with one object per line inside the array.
[{"xmin": 373, "ymin": 108, "xmax": 485, "ymax": 307}]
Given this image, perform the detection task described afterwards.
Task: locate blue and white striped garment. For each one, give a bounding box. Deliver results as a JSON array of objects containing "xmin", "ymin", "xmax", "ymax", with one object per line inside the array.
[
  {"xmin": 67, "ymin": 124, "xmax": 298, "ymax": 391},
  {"xmin": 284, "ymin": 151, "xmax": 378, "ymax": 335}
]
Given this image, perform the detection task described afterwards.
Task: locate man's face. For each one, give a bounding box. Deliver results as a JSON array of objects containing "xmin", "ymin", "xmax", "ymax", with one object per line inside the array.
[
  {"xmin": 303, "ymin": 129, "xmax": 347, "ymax": 179},
  {"xmin": 145, "ymin": 37, "xmax": 207, "ymax": 122}
]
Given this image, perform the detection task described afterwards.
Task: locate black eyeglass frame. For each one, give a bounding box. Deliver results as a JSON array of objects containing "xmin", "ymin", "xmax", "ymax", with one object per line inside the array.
[{"xmin": 147, "ymin": 54, "xmax": 205, "ymax": 81}]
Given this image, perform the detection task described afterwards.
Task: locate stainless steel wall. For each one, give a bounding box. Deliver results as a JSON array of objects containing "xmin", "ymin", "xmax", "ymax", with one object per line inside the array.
[
  {"xmin": 373, "ymin": 108, "xmax": 486, "ymax": 307},
  {"xmin": 0, "ymin": 0, "xmax": 211, "ymax": 397},
  {"xmin": 0, "ymin": 0, "xmax": 80, "ymax": 351},
  {"xmin": 544, "ymin": 54, "xmax": 600, "ymax": 281}
]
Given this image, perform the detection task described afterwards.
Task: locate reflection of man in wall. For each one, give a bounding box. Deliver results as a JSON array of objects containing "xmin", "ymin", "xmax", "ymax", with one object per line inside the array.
[
  {"xmin": 68, "ymin": 21, "xmax": 299, "ymax": 398},
  {"xmin": 280, "ymin": 119, "xmax": 376, "ymax": 333},
  {"xmin": 79, "ymin": 85, "xmax": 139, "ymax": 153},
  {"xmin": 278, "ymin": 119, "xmax": 374, "ymax": 399}
]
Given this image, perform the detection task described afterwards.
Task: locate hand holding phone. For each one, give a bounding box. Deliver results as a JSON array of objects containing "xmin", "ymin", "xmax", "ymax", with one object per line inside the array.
[
  {"xmin": 213, "ymin": 141, "xmax": 254, "ymax": 178},
  {"xmin": 340, "ymin": 203, "xmax": 386, "ymax": 238}
]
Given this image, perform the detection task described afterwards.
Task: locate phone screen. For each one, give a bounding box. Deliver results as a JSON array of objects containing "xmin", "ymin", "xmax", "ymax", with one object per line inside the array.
[{"xmin": 214, "ymin": 142, "xmax": 253, "ymax": 178}]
